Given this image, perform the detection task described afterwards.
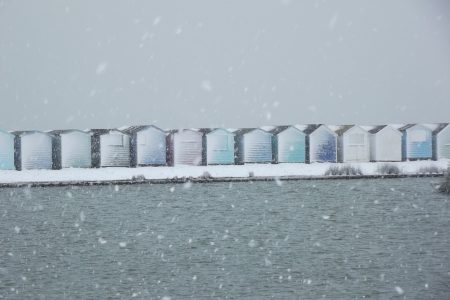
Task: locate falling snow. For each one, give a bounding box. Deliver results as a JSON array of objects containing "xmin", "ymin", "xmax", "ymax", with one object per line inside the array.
[{"xmin": 95, "ymin": 62, "xmax": 108, "ymax": 75}]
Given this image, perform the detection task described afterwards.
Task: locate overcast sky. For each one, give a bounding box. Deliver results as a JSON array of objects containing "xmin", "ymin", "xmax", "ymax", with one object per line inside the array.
[{"xmin": 0, "ymin": 0, "xmax": 449, "ymax": 131}]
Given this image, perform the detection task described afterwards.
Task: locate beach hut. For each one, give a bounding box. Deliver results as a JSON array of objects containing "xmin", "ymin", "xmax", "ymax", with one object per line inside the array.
[
  {"xmin": 336, "ymin": 125, "xmax": 370, "ymax": 163},
  {"xmin": 13, "ymin": 131, "xmax": 54, "ymax": 170},
  {"xmin": 0, "ymin": 130, "xmax": 15, "ymax": 170},
  {"xmin": 235, "ymin": 128, "xmax": 273, "ymax": 164},
  {"xmin": 270, "ymin": 126, "xmax": 306, "ymax": 163},
  {"xmin": 400, "ymin": 124, "xmax": 433, "ymax": 160},
  {"xmin": 167, "ymin": 129, "xmax": 203, "ymax": 166},
  {"xmin": 305, "ymin": 124, "xmax": 337, "ymax": 163},
  {"xmin": 201, "ymin": 128, "xmax": 235, "ymax": 165},
  {"xmin": 91, "ymin": 129, "xmax": 131, "ymax": 167},
  {"xmin": 369, "ymin": 125, "xmax": 402, "ymax": 162},
  {"xmin": 432, "ymin": 123, "xmax": 450, "ymax": 160},
  {"xmin": 51, "ymin": 130, "xmax": 92, "ymax": 169},
  {"xmin": 123, "ymin": 125, "xmax": 167, "ymax": 167}
]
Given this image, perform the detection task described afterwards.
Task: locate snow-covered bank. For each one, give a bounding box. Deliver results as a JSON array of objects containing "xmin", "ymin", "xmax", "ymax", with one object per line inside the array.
[{"xmin": 0, "ymin": 160, "xmax": 448, "ymax": 186}]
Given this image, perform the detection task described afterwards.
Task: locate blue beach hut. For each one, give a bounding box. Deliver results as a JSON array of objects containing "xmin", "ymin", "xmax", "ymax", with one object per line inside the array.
[
  {"xmin": 304, "ymin": 124, "xmax": 337, "ymax": 163},
  {"xmin": 270, "ymin": 126, "xmax": 305, "ymax": 163},
  {"xmin": 400, "ymin": 124, "xmax": 433, "ymax": 160},
  {"xmin": 123, "ymin": 125, "xmax": 167, "ymax": 167},
  {"xmin": 201, "ymin": 128, "xmax": 235, "ymax": 165},
  {"xmin": 0, "ymin": 130, "xmax": 15, "ymax": 170}
]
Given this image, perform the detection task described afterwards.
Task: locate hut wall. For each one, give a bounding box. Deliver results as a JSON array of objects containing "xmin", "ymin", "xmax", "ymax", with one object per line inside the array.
[
  {"xmin": 60, "ymin": 132, "xmax": 92, "ymax": 168},
  {"xmin": 241, "ymin": 131, "xmax": 272, "ymax": 163},
  {"xmin": 435, "ymin": 126, "xmax": 450, "ymax": 159},
  {"xmin": 308, "ymin": 126, "xmax": 337, "ymax": 163},
  {"xmin": 403, "ymin": 126, "xmax": 432, "ymax": 160},
  {"xmin": 341, "ymin": 127, "xmax": 370, "ymax": 162},
  {"xmin": 100, "ymin": 133, "xmax": 130, "ymax": 167},
  {"xmin": 274, "ymin": 128, "xmax": 305, "ymax": 163},
  {"xmin": 172, "ymin": 131, "xmax": 203, "ymax": 166},
  {"xmin": 0, "ymin": 132, "xmax": 15, "ymax": 170},
  {"xmin": 135, "ymin": 128, "xmax": 166, "ymax": 166},
  {"xmin": 205, "ymin": 130, "xmax": 234, "ymax": 165},
  {"xmin": 370, "ymin": 128, "xmax": 402, "ymax": 162},
  {"xmin": 19, "ymin": 133, "xmax": 53, "ymax": 170}
]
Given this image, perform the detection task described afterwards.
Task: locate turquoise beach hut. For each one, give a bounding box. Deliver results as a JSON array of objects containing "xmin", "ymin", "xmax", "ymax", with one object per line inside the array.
[
  {"xmin": 0, "ymin": 130, "xmax": 15, "ymax": 170},
  {"xmin": 201, "ymin": 128, "xmax": 235, "ymax": 165},
  {"xmin": 400, "ymin": 124, "xmax": 433, "ymax": 160},
  {"xmin": 271, "ymin": 126, "xmax": 305, "ymax": 163}
]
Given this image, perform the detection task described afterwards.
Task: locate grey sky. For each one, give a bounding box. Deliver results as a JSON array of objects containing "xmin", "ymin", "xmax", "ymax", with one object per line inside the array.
[{"xmin": 0, "ymin": 0, "xmax": 449, "ymax": 131}]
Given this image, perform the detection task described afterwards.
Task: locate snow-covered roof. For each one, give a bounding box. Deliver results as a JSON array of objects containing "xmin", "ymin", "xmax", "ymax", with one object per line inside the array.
[
  {"xmin": 121, "ymin": 125, "xmax": 165, "ymax": 134},
  {"xmin": 432, "ymin": 123, "xmax": 449, "ymax": 135},
  {"xmin": 259, "ymin": 125, "xmax": 276, "ymax": 131},
  {"xmin": 50, "ymin": 129, "xmax": 91, "ymax": 135},
  {"xmin": 12, "ymin": 130, "xmax": 54, "ymax": 137},
  {"xmin": 91, "ymin": 129, "xmax": 129, "ymax": 136}
]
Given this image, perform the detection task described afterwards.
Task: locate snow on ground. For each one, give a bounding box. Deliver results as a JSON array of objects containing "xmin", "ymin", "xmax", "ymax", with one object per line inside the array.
[{"xmin": 0, "ymin": 160, "xmax": 448, "ymax": 184}]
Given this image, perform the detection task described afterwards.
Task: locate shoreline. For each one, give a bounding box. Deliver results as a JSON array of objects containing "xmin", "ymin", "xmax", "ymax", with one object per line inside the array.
[
  {"xmin": 0, "ymin": 160, "xmax": 447, "ymax": 188},
  {"xmin": 0, "ymin": 173, "xmax": 444, "ymax": 188}
]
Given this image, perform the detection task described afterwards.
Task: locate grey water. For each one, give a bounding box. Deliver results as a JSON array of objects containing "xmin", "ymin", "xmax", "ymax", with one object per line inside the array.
[{"xmin": 0, "ymin": 178, "xmax": 449, "ymax": 299}]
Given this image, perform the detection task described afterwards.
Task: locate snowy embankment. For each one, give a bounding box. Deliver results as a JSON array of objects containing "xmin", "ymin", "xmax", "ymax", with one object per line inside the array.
[{"xmin": 0, "ymin": 160, "xmax": 448, "ymax": 186}]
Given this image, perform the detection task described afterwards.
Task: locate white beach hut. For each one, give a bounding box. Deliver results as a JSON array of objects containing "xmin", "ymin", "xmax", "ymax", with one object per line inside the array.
[
  {"xmin": 91, "ymin": 129, "xmax": 131, "ymax": 167},
  {"xmin": 13, "ymin": 131, "xmax": 54, "ymax": 170},
  {"xmin": 369, "ymin": 125, "xmax": 402, "ymax": 162},
  {"xmin": 51, "ymin": 130, "xmax": 92, "ymax": 168},
  {"xmin": 432, "ymin": 123, "xmax": 450, "ymax": 160},
  {"xmin": 336, "ymin": 125, "xmax": 371, "ymax": 163},
  {"xmin": 167, "ymin": 129, "xmax": 203, "ymax": 166}
]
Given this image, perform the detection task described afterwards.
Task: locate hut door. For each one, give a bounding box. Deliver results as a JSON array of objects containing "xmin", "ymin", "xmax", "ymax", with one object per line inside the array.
[{"xmin": 348, "ymin": 133, "xmax": 366, "ymax": 160}]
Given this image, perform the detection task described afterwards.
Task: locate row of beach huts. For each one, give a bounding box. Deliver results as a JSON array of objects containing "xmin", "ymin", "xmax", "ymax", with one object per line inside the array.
[{"xmin": 0, "ymin": 123, "xmax": 449, "ymax": 170}]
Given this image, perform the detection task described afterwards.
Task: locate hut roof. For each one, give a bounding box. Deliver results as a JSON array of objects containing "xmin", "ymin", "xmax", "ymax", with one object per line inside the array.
[
  {"xmin": 0, "ymin": 129, "xmax": 15, "ymax": 136},
  {"xmin": 199, "ymin": 128, "xmax": 233, "ymax": 135},
  {"xmin": 260, "ymin": 125, "xmax": 276, "ymax": 131},
  {"xmin": 360, "ymin": 125, "xmax": 377, "ymax": 132},
  {"xmin": 432, "ymin": 123, "xmax": 449, "ymax": 135},
  {"xmin": 269, "ymin": 125, "xmax": 303, "ymax": 135},
  {"xmin": 368, "ymin": 125, "xmax": 387, "ymax": 134},
  {"xmin": 121, "ymin": 125, "xmax": 165, "ymax": 134},
  {"xmin": 398, "ymin": 124, "xmax": 431, "ymax": 132},
  {"xmin": 234, "ymin": 128, "xmax": 270, "ymax": 136},
  {"xmin": 12, "ymin": 130, "xmax": 54, "ymax": 137},
  {"xmin": 49, "ymin": 129, "xmax": 90, "ymax": 135},
  {"xmin": 293, "ymin": 124, "xmax": 308, "ymax": 132},
  {"xmin": 90, "ymin": 129, "xmax": 129, "ymax": 136},
  {"xmin": 167, "ymin": 128, "xmax": 202, "ymax": 135},
  {"xmin": 423, "ymin": 123, "xmax": 441, "ymax": 131},
  {"xmin": 334, "ymin": 125, "xmax": 356, "ymax": 135},
  {"xmin": 303, "ymin": 124, "xmax": 321, "ymax": 135},
  {"xmin": 389, "ymin": 123, "xmax": 406, "ymax": 130}
]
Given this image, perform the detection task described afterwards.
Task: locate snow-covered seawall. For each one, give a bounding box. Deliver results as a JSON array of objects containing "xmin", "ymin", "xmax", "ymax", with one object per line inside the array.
[{"xmin": 0, "ymin": 160, "xmax": 448, "ymax": 187}]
